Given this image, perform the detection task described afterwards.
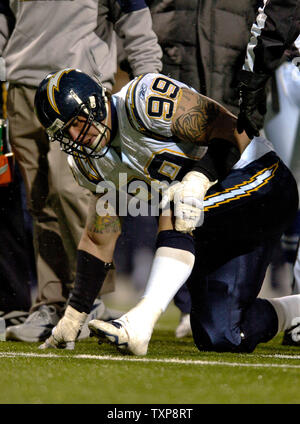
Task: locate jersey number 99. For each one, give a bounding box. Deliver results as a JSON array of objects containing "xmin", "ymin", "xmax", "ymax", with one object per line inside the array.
[{"xmin": 147, "ymin": 77, "xmax": 180, "ymax": 120}]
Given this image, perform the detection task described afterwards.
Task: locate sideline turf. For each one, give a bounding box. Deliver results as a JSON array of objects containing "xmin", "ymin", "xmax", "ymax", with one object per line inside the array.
[{"xmin": 0, "ymin": 305, "xmax": 299, "ymax": 404}]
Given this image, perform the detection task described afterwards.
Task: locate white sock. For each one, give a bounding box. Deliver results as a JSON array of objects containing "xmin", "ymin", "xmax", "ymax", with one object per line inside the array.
[
  {"xmin": 267, "ymin": 294, "xmax": 300, "ymax": 333},
  {"xmin": 125, "ymin": 246, "xmax": 195, "ymax": 330}
]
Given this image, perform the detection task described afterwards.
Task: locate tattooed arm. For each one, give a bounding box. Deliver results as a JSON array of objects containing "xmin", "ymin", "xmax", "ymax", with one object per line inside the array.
[
  {"xmin": 160, "ymin": 89, "xmax": 252, "ymax": 234},
  {"xmin": 171, "ymin": 88, "xmax": 250, "ymax": 154},
  {"xmin": 78, "ymin": 193, "xmax": 121, "ymax": 263}
]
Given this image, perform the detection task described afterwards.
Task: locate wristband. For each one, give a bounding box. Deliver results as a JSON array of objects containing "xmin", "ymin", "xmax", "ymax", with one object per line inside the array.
[
  {"xmin": 69, "ymin": 250, "xmax": 114, "ymax": 313},
  {"xmin": 192, "ymin": 138, "xmax": 241, "ymax": 181}
]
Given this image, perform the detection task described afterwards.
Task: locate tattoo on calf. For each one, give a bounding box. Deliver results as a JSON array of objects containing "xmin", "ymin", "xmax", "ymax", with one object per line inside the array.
[{"xmin": 88, "ymin": 215, "xmax": 121, "ymax": 234}]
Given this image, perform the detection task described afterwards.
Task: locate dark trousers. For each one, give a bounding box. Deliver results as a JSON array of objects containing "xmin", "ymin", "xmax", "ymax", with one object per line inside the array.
[
  {"xmin": 0, "ymin": 165, "xmax": 32, "ymax": 312},
  {"xmin": 187, "ymin": 152, "xmax": 299, "ymax": 352}
]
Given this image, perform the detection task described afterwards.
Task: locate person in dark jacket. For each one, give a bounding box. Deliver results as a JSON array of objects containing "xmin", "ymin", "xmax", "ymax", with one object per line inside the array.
[
  {"xmin": 238, "ymin": 0, "xmax": 300, "ymax": 139},
  {"xmin": 147, "ymin": 0, "xmax": 260, "ymax": 114}
]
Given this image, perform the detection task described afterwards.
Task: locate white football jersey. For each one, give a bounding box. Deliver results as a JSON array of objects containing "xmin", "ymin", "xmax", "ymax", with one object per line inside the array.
[{"xmin": 68, "ymin": 73, "xmax": 273, "ymax": 202}]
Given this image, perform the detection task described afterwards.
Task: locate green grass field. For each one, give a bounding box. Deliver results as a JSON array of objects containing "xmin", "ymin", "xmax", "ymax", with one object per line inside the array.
[{"xmin": 0, "ymin": 303, "xmax": 299, "ymax": 405}]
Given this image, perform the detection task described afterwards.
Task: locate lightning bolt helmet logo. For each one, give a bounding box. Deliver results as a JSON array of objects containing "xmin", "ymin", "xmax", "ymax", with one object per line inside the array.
[{"xmin": 47, "ymin": 68, "xmax": 74, "ymax": 114}]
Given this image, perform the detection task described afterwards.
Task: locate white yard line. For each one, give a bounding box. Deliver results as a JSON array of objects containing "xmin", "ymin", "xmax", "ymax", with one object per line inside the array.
[
  {"xmin": 260, "ymin": 354, "xmax": 300, "ymax": 360},
  {"xmin": 0, "ymin": 351, "xmax": 299, "ymax": 369}
]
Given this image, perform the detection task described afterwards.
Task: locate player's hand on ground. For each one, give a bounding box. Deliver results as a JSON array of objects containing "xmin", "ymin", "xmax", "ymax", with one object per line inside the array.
[
  {"xmin": 160, "ymin": 171, "xmax": 216, "ymax": 233},
  {"xmin": 39, "ymin": 306, "xmax": 87, "ymax": 350}
]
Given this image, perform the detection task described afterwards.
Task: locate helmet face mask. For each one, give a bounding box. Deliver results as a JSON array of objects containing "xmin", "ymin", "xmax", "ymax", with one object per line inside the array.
[
  {"xmin": 34, "ymin": 68, "xmax": 111, "ymax": 159},
  {"xmin": 49, "ymin": 101, "xmax": 111, "ymax": 159}
]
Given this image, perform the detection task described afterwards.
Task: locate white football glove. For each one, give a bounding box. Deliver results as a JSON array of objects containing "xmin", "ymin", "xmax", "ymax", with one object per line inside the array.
[
  {"xmin": 160, "ymin": 171, "xmax": 217, "ymax": 233},
  {"xmin": 39, "ymin": 305, "xmax": 87, "ymax": 350}
]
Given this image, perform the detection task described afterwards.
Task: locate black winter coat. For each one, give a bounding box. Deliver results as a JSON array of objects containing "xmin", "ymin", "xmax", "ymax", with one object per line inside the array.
[{"xmin": 148, "ymin": 0, "xmax": 259, "ymax": 114}]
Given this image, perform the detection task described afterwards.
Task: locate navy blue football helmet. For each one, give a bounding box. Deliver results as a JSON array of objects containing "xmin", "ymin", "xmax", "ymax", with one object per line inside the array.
[{"xmin": 34, "ymin": 68, "xmax": 110, "ymax": 158}]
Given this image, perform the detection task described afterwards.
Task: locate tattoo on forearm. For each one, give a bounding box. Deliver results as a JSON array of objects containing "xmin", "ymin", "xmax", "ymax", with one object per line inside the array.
[
  {"xmin": 173, "ymin": 92, "xmax": 220, "ymax": 143},
  {"xmin": 87, "ymin": 215, "xmax": 121, "ymax": 234}
]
